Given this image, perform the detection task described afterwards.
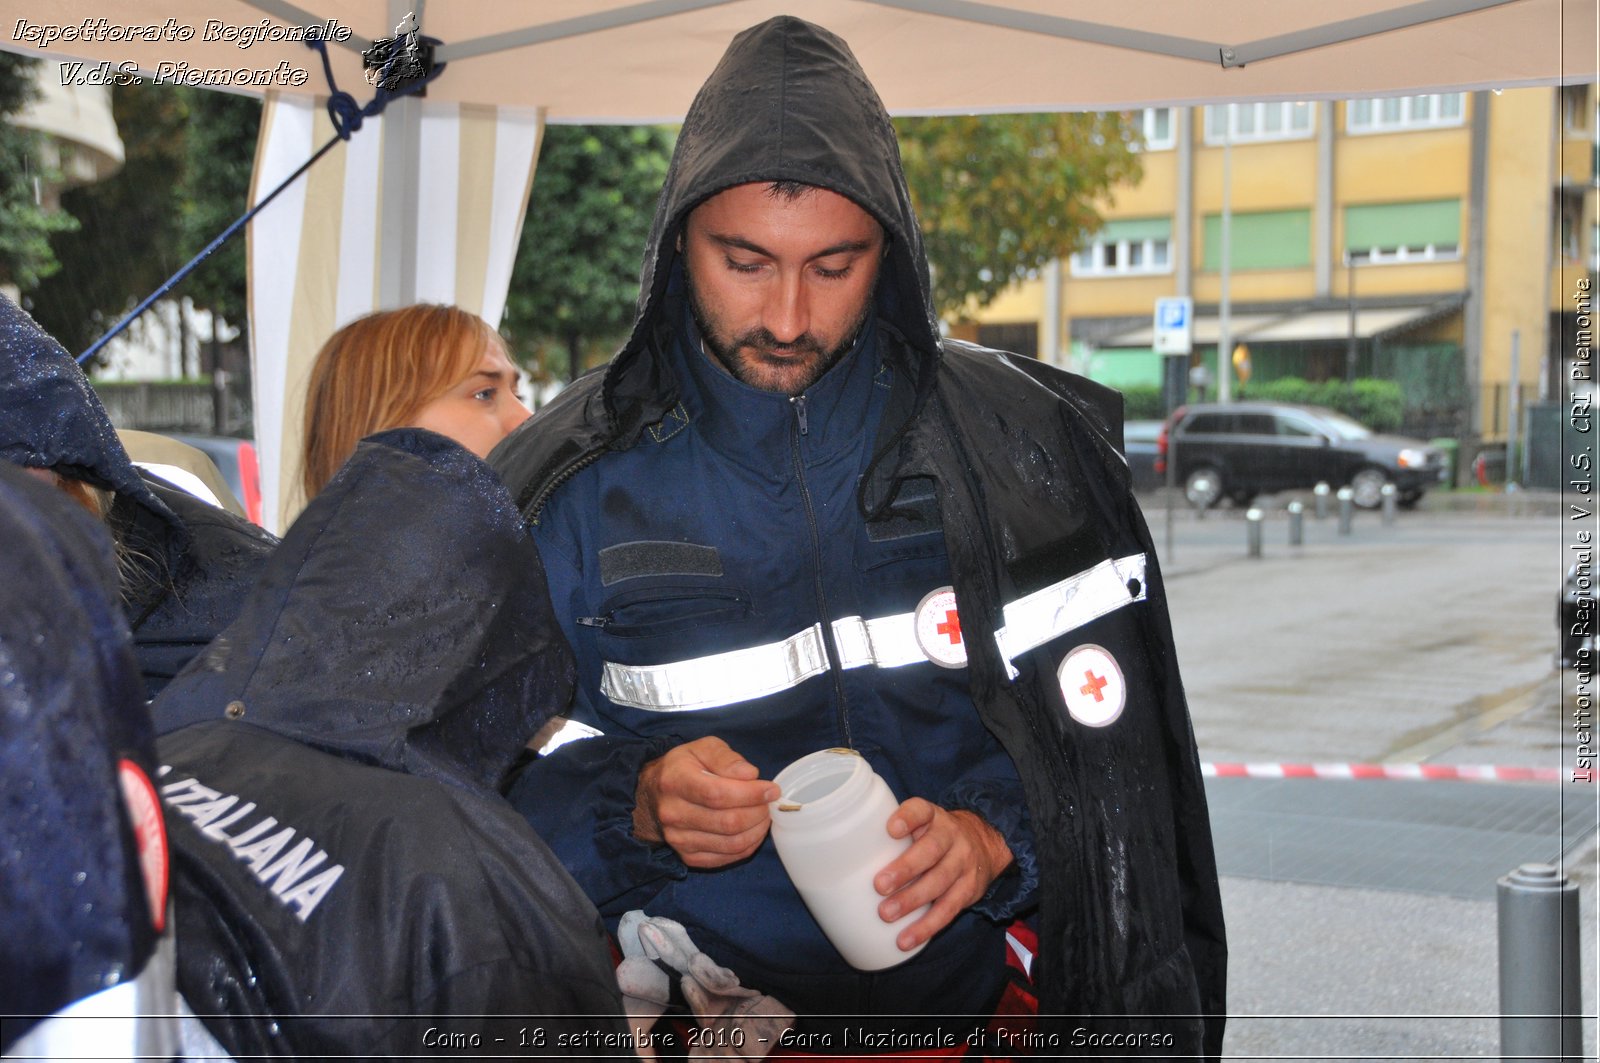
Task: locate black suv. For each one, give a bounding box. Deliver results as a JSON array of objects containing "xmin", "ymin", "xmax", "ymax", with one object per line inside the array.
[{"xmin": 1155, "ymin": 402, "xmax": 1447, "ymax": 510}]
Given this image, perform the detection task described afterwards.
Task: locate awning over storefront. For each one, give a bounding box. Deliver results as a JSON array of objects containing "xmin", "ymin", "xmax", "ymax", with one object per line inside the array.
[{"xmin": 1095, "ymin": 300, "xmax": 1461, "ymax": 349}]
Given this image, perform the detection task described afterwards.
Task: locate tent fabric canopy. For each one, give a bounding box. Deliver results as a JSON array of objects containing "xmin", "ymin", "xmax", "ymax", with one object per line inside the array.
[{"xmin": 6, "ymin": 0, "xmax": 1594, "ymax": 121}]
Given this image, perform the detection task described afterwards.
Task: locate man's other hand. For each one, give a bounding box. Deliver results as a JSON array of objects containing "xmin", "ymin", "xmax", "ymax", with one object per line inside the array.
[
  {"xmin": 873, "ymin": 799, "xmax": 1013, "ymax": 952},
  {"xmin": 633, "ymin": 737, "xmax": 780, "ymax": 868}
]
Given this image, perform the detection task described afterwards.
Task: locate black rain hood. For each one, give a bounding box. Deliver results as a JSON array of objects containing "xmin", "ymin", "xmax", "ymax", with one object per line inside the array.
[
  {"xmin": 619, "ymin": 15, "xmax": 942, "ymax": 371},
  {"xmin": 0, "ymin": 294, "xmax": 182, "ymax": 538},
  {"xmin": 0, "ymin": 464, "xmax": 164, "ymax": 1051},
  {"xmin": 152, "ymin": 429, "xmax": 576, "ymax": 793}
]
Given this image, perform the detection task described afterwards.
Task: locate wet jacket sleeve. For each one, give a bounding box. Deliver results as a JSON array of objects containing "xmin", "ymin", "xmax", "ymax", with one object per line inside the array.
[
  {"xmin": 940, "ymin": 738, "xmax": 1038, "ymax": 920},
  {"xmin": 504, "ymin": 529, "xmax": 688, "ymax": 915}
]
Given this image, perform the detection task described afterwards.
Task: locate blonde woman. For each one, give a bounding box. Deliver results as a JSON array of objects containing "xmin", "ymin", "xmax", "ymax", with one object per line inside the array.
[{"xmin": 300, "ymin": 304, "xmax": 531, "ymax": 502}]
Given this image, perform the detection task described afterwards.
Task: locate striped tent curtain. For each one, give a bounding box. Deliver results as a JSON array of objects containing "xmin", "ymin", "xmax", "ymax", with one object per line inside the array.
[{"xmin": 246, "ymin": 92, "xmax": 544, "ymax": 533}]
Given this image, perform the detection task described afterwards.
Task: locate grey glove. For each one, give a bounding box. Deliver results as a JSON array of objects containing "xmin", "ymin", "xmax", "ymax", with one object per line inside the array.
[{"xmin": 618, "ymin": 910, "xmax": 794, "ymax": 1061}]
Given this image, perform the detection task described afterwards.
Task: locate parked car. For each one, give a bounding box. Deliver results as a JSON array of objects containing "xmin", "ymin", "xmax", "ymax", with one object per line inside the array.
[
  {"xmin": 168, "ymin": 434, "xmax": 263, "ymax": 526},
  {"xmin": 1123, "ymin": 419, "xmax": 1165, "ymax": 491},
  {"xmin": 1562, "ymin": 562, "xmax": 1595, "ymax": 669},
  {"xmin": 1155, "ymin": 401, "xmax": 1447, "ymax": 510}
]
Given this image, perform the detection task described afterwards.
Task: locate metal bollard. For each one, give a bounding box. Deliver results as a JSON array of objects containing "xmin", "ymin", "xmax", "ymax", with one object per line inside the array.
[
  {"xmin": 1286, "ymin": 501, "xmax": 1304, "ymax": 547},
  {"xmin": 1245, "ymin": 507, "xmax": 1263, "ymax": 558},
  {"xmin": 1380, "ymin": 482, "xmax": 1398, "ymax": 526},
  {"xmin": 1336, "ymin": 487, "xmax": 1354, "ymax": 535},
  {"xmin": 1313, "ymin": 481, "xmax": 1331, "ymax": 519},
  {"xmin": 1498, "ymin": 863, "xmax": 1583, "ymax": 1061}
]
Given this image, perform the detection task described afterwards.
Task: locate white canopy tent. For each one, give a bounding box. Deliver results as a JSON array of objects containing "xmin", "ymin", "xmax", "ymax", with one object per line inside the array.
[
  {"xmin": 2, "ymin": 0, "xmax": 1594, "ymax": 527},
  {"xmin": 9, "ymin": 0, "xmax": 1594, "ymax": 116}
]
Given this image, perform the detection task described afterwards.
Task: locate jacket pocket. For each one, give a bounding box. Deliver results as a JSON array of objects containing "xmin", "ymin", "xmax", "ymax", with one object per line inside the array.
[{"xmin": 583, "ymin": 585, "xmax": 751, "ymax": 639}]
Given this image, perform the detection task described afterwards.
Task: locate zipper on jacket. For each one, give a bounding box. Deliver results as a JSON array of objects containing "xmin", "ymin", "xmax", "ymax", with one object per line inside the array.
[
  {"xmin": 525, "ymin": 446, "xmax": 607, "ymax": 525},
  {"xmin": 575, "ymin": 614, "xmax": 610, "ymax": 629},
  {"xmin": 791, "ymin": 395, "xmax": 810, "ymax": 436},
  {"xmin": 791, "ymin": 402, "xmax": 852, "ymax": 748}
]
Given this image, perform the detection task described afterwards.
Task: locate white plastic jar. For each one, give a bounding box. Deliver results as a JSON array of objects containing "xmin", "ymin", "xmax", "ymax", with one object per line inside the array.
[{"xmin": 768, "ymin": 748, "xmax": 928, "ymax": 971}]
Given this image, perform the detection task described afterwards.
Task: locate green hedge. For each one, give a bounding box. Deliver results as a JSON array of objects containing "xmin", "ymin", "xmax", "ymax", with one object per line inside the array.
[
  {"xmin": 1238, "ymin": 377, "xmax": 1405, "ymax": 432},
  {"xmin": 1118, "ymin": 385, "xmax": 1166, "ymax": 422}
]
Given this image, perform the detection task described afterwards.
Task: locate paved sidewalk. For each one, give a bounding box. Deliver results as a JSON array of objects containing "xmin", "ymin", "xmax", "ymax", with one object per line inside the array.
[{"xmin": 1136, "ymin": 498, "xmax": 1596, "ymax": 1060}]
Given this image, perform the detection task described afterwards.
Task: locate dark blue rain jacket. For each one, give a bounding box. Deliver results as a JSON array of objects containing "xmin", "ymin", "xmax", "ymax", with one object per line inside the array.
[
  {"xmin": 0, "ymin": 294, "xmax": 275, "ymax": 697},
  {"xmin": 0, "ymin": 464, "xmax": 170, "ymax": 1052},
  {"xmin": 153, "ymin": 429, "xmax": 625, "ymax": 1057},
  {"xmin": 509, "ymin": 301, "xmax": 1034, "ymax": 1017}
]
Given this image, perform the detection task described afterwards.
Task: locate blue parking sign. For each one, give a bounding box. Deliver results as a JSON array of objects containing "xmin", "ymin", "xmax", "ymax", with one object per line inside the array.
[{"xmin": 1154, "ymin": 296, "xmax": 1193, "ymax": 354}]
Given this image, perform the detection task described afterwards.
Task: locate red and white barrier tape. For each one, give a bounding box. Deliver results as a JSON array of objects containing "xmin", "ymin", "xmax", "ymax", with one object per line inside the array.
[{"xmin": 1201, "ymin": 762, "xmax": 1578, "ymax": 783}]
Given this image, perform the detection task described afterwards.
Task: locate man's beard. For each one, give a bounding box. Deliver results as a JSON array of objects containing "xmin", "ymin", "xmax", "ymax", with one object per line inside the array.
[{"xmin": 686, "ymin": 271, "xmax": 872, "ymax": 397}]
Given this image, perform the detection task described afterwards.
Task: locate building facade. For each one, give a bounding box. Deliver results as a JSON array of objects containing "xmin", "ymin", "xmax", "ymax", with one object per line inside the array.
[{"xmin": 962, "ymin": 86, "xmax": 1598, "ymax": 445}]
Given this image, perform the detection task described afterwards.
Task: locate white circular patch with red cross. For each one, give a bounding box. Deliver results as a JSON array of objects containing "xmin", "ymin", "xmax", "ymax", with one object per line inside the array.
[
  {"xmin": 117, "ymin": 758, "xmax": 169, "ymax": 933},
  {"xmin": 913, "ymin": 586, "xmax": 968, "ymax": 669},
  {"xmin": 1058, "ymin": 644, "xmax": 1125, "ymax": 727}
]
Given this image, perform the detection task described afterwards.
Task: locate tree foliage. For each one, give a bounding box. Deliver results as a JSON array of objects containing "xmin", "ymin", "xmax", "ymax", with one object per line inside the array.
[
  {"xmin": 175, "ymin": 89, "xmax": 259, "ymax": 329},
  {"xmin": 27, "ymin": 84, "xmax": 187, "ymax": 357},
  {"xmin": 894, "ymin": 112, "xmax": 1143, "ymax": 320},
  {"xmin": 0, "ymin": 54, "xmax": 80, "ymax": 291},
  {"xmin": 25, "ymin": 84, "xmax": 257, "ymax": 362},
  {"xmin": 502, "ymin": 124, "xmax": 674, "ymax": 383}
]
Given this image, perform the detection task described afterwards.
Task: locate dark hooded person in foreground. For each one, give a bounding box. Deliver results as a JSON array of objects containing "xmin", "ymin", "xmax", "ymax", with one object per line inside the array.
[
  {"xmin": 0, "ymin": 463, "xmax": 180, "ymax": 1057},
  {"xmin": 151, "ymin": 428, "xmax": 627, "ymax": 1057},
  {"xmin": 492, "ymin": 14, "xmax": 1225, "ymax": 1055},
  {"xmin": 0, "ymin": 294, "xmax": 277, "ymax": 697}
]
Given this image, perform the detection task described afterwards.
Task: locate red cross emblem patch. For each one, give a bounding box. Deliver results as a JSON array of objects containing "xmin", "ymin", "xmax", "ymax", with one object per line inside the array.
[
  {"xmin": 118, "ymin": 759, "xmax": 169, "ymax": 932},
  {"xmin": 1057, "ymin": 644, "xmax": 1126, "ymax": 727},
  {"xmin": 913, "ymin": 586, "xmax": 969, "ymax": 669}
]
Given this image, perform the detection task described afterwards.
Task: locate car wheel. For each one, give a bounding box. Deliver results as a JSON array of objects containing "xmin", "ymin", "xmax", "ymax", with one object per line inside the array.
[
  {"xmin": 1349, "ymin": 467, "xmax": 1390, "ymax": 509},
  {"xmin": 1185, "ymin": 466, "xmax": 1224, "ymax": 510}
]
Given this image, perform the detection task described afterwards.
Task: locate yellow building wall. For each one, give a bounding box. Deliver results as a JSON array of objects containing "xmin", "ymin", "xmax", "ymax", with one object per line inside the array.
[
  {"xmin": 1190, "ymin": 269, "xmax": 1315, "ymax": 306},
  {"xmin": 1012, "ymin": 143, "xmax": 1189, "ymax": 347},
  {"xmin": 1333, "ymin": 102, "xmax": 1472, "ymax": 302},
  {"xmin": 973, "ymin": 279, "xmax": 1044, "ymax": 323},
  {"xmin": 967, "ymin": 92, "xmax": 1573, "ymax": 441},
  {"xmin": 1551, "ymin": 87, "xmax": 1596, "ymax": 313},
  {"xmin": 1189, "ymin": 136, "xmax": 1318, "ymax": 298},
  {"xmin": 1339, "ymin": 261, "xmax": 1467, "ymax": 301},
  {"xmin": 1479, "ymin": 88, "xmax": 1554, "ymax": 439},
  {"xmin": 1108, "ymin": 143, "xmax": 1179, "ymax": 215}
]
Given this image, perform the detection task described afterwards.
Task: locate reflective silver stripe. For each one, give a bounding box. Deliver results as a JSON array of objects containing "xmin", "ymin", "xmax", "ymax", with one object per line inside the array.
[
  {"xmin": 601, "ymin": 624, "xmax": 829, "ymax": 712},
  {"xmin": 596, "ymin": 553, "xmax": 1147, "ymax": 710},
  {"xmin": 831, "ymin": 612, "xmax": 924, "ymax": 670},
  {"xmin": 994, "ymin": 552, "xmax": 1147, "ymax": 665},
  {"xmin": 530, "ymin": 715, "xmax": 605, "ymax": 754}
]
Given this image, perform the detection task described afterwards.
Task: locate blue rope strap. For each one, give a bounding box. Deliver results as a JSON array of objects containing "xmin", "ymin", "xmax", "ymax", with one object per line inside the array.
[{"xmin": 77, "ymin": 34, "xmax": 446, "ymax": 365}]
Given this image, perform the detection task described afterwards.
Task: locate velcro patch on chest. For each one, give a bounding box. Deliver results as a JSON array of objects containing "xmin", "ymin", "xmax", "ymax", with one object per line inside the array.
[{"xmin": 598, "ymin": 541, "xmax": 724, "ymax": 586}]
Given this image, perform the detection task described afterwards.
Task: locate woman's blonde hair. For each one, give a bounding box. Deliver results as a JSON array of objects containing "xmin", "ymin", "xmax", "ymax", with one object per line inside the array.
[{"xmin": 300, "ymin": 304, "xmax": 500, "ymax": 503}]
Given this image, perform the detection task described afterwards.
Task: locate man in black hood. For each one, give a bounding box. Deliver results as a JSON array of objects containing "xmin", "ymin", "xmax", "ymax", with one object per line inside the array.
[{"xmin": 493, "ymin": 15, "xmax": 1225, "ymax": 1054}]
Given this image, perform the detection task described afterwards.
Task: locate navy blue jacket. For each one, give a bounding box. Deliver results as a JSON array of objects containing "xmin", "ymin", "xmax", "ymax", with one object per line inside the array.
[
  {"xmin": 0, "ymin": 464, "xmax": 169, "ymax": 1052},
  {"xmin": 507, "ymin": 300, "xmax": 1034, "ymax": 1017}
]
